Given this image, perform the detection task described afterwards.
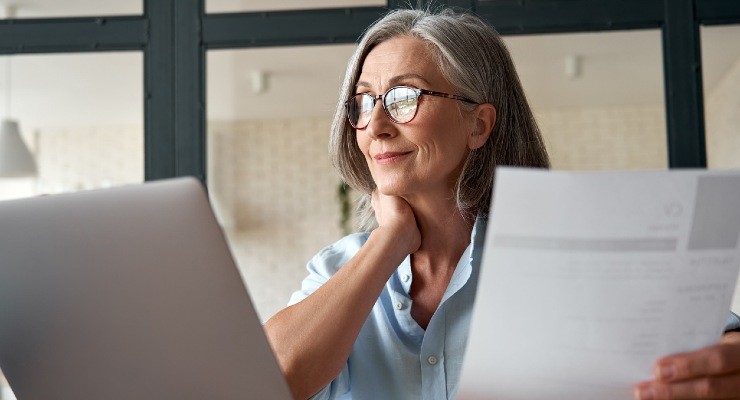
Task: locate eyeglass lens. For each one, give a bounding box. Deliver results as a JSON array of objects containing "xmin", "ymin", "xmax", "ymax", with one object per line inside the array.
[{"xmin": 348, "ymin": 87, "xmax": 420, "ymax": 129}]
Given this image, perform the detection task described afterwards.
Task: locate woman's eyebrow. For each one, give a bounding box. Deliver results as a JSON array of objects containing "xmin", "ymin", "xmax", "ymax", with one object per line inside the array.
[
  {"xmin": 355, "ymin": 74, "xmax": 432, "ymax": 89},
  {"xmin": 388, "ymin": 73, "xmax": 432, "ymax": 86}
]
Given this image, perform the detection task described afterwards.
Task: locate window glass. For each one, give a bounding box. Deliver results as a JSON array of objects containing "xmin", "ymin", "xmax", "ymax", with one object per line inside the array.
[
  {"xmin": 207, "ymin": 0, "xmax": 384, "ymax": 13},
  {"xmin": 702, "ymin": 25, "xmax": 740, "ymax": 170},
  {"xmin": 207, "ymin": 45, "xmax": 357, "ymax": 321},
  {"xmin": 0, "ymin": 52, "xmax": 143, "ymax": 200},
  {"xmin": 1, "ymin": 0, "xmax": 141, "ymax": 18},
  {"xmin": 701, "ymin": 24, "xmax": 740, "ymax": 314},
  {"xmin": 0, "ymin": 51, "xmax": 143, "ymax": 399},
  {"xmin": 504, "ymin": 29, "xmax": 668, "ymax": 170}
]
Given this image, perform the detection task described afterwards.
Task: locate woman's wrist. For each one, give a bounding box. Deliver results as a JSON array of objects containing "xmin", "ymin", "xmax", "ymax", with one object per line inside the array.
[{"xmin": 370, "ymin": 225, "xmax": 419, "ymax": 260}]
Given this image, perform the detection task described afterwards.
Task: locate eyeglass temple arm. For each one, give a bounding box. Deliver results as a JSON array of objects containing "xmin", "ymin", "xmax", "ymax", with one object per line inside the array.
[{"xmin": 418, "ymin": 89, "xmax": 478, "ymax": 104}]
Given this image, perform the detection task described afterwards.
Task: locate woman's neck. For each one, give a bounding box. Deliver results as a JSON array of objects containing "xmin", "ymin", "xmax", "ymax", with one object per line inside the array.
[{"xmin": 403, "ymin": 192, "xmax": 474, "ymax": 274}]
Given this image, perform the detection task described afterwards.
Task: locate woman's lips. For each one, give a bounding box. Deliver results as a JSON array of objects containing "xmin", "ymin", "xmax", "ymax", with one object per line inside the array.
[{"xmin": 374, "ymin": 151, "xmax": 412, "ymax": 164}]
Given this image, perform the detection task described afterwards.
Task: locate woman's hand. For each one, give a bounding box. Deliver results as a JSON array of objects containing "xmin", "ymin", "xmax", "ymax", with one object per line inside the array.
[
  {"xmin": 633, "ymin": 331, "xmax": 740, "ymax": 399},
  {"xmin": 371, "ymin": 190, "xmax": 421, "ymax": 255}
]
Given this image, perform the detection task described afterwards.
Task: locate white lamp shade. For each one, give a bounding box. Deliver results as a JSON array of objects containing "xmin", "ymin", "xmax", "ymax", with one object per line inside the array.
[{"xmin": 0, "ymin": 119, "xmax": 37, "ymax": 178}]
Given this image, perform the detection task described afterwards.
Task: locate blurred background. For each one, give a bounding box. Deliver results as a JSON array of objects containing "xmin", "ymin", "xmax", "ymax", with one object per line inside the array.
[{"xmin": 1, "ymin": 1, "xmax": 739, "ymax": 398}]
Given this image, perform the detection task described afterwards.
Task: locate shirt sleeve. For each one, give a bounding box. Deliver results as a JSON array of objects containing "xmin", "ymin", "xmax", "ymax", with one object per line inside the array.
[
  {"xmin": 307, "ymin": 375, "xmax": 352, "ymax": 400},
  {"xmin": 288, "ymin": 232, "xmax": 367, "ymax": 306},
  {"xmin": 286, "ymin": 234, "xmax": 368, "ymax": 399},
  {"xmin": 287, "ymin": 251, "xmax": 331, "ymax": 306},
  {"xmin": 727, "ymin": 312, "xmax": 740, "ymax": 332}
]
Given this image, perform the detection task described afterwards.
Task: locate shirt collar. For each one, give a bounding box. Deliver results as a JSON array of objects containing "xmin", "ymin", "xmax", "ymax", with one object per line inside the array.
[
  {"xmin": 394, "ymin": 212, "xmax": 487, "ymax": 299},
  {"xmin": 439, "ymin": 212, "xmax": 486, "ymax": 304}
]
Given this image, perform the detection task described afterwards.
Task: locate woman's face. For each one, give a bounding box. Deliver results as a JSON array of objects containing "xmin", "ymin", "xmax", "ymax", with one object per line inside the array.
[{"xmin": 355, "ymin": 36, "xmax": 475, "ymax": 201}]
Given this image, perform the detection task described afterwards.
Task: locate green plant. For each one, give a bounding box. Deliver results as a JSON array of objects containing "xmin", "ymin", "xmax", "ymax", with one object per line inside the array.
[{"xmin": 337, "ymin": 181, "xmax": 352, "ymax": 235}]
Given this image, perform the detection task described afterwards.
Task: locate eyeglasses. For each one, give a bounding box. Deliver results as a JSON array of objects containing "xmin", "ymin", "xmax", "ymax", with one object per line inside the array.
[{"xmin": 345, "ymin": 85, "xmax": 478, "ymax": 129}]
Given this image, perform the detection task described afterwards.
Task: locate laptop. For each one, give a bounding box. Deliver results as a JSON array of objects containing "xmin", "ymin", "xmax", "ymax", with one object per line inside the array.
[{"xmin": 0, "ymin": 178, "xmax": 293, "ymax": 400}]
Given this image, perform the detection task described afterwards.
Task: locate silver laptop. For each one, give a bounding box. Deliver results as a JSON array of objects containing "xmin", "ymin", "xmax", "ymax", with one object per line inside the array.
[{"xmin": 0, "ymin": 178, "xmax": 293, "ymax": 400}]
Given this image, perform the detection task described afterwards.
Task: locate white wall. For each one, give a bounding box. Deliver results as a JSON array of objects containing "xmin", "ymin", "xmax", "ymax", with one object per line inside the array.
[
  {"xmin": 707, "ymin": 57, "xmax": 740, "ymax": 169},
  {"xmin": 538, "ymin": 105, "xmax": 667, "ymax": 170},
  {"xmin": 208, "ymin": 118, "xmax": 345, "ymax": 320}
]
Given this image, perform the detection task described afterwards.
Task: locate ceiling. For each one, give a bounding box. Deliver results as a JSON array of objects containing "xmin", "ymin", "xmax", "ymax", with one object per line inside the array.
[{"xmin": 0, "ymin": 1, "xmax": 738, "ymax": 126}]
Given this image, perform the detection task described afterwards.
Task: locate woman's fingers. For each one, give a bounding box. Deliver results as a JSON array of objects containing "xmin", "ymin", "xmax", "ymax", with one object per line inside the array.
[
  {"xmin": 633, "ymin": 335, "xmax": 740, "ymax": 399},
  {"xmin": 369, "ymin": 190, "xmax": 420, "ymax": 253},
  {"xmin": 634, "ymin": 372, "xmax": 740, "ymax": 399},
  {"xmin": 655, "ymin": 342, "xmax": 740, "ymax": 382},
  {"xmin": 371, "ymin": 190, "xmax": 411, "ymax": 226},
  {"xmin": 371, "ymin": 190, "xmax": 379, "ymax": 219},
  {"xmin": 720, "ymin": 330, "xmax": 740, "ymax": 345}
]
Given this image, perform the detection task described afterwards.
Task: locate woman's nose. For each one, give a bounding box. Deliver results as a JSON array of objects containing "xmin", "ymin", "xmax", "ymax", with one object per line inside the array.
[{"xmin": 365, "ymin": 100, "xmax": 397, "ymax": 140}]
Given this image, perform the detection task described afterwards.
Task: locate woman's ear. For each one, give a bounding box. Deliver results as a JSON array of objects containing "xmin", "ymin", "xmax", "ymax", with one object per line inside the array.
[{"xmin": 468, "ymin": 103, "xmax": 496, "ymax": 150}]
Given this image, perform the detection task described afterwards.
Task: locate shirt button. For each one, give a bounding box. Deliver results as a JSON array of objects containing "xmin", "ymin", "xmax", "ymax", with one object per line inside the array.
[
  {"xmin": 401, "ymin": 274, "xmax": 410, "ymax": 282},
  {"xmin": 395, "ymin": 302, "xmax": 403, "ymax": 310},
  {"xmin": 427, "ymin": 356, "xmax": 438, "ymax": 365}
]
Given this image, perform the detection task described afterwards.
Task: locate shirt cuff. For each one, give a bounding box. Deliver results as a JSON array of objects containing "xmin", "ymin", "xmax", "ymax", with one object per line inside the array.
[{"xmin": 726, "ymin": 312, "xmax": 740, "ymax": 332}]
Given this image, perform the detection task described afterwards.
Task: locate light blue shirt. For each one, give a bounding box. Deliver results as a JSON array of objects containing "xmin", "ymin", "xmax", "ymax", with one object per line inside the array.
[
  {"xmin": 289, "ymin": 215, "xmax": 740, "ymax": 400},
  {"xmin": 289, "ymin": 216, "xmax": 486, "ymax": 400}
]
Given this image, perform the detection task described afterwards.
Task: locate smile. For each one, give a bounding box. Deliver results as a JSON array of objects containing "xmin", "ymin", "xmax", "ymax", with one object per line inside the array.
[{"xmin": 373, "ymin": 151, "xmax": 412, "ymax": 164}]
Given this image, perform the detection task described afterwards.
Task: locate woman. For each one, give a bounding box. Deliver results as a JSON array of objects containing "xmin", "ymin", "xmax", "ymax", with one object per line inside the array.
[{"xmin": 264, "ymin": 8, "xmax": 740, "ymax": 400}]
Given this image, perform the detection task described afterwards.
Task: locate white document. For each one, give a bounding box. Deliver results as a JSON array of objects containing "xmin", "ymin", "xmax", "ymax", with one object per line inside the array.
[{"xmin": 458, "ymin": 168, "xmax": 740, "ymax": 400}]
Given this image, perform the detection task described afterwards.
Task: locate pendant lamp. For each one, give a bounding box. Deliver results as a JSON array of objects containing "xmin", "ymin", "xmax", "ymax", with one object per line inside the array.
[{"xmin": 0, "ymin": 118, "xmax": 37, "ymax": 177}]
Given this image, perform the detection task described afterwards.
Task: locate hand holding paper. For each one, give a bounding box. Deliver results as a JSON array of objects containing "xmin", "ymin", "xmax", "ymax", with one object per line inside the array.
[{"xmin": 633, "ymin": 331, "xmax": 740, "ymax": 399}]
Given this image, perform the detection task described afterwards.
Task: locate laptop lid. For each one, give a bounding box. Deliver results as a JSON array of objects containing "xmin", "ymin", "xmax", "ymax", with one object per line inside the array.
[{"xmin": 0, "ymin": 178, "xmax": 292, "ymax": 400}]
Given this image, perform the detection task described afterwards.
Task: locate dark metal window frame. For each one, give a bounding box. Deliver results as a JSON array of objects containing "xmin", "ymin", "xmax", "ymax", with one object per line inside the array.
[{"xmin": 0, "ymin": 0, "xmax": 738, "ymax": 183}]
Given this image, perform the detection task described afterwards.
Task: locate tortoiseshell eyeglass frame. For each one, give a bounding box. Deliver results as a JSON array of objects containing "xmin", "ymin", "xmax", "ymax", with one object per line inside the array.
[{"xmin": 345, "ymin": 85, "xmax": 479, "ymax": 129}]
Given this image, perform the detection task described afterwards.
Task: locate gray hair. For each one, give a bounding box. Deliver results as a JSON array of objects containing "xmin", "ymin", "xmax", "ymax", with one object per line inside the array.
[{"xmin": 329, "ymin": 7, "xmax": 550, "ymax": 231}]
